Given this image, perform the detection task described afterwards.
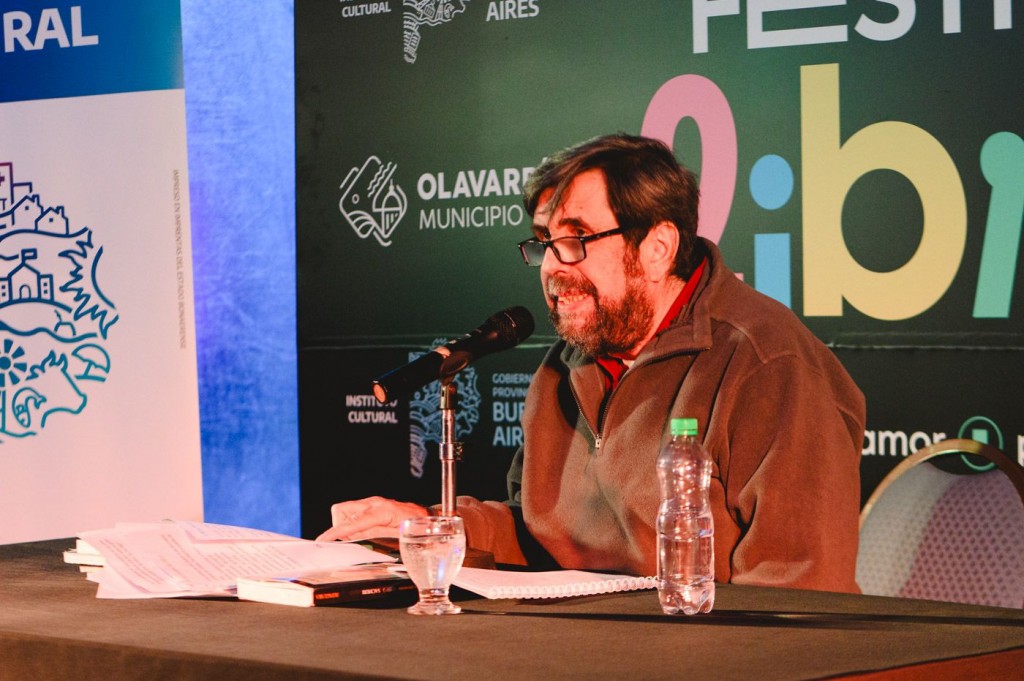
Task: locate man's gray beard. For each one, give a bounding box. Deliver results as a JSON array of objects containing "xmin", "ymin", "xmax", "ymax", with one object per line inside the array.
[{"xmin": 550, "ymin": 276, "xmax": 655, "ymax": 357}]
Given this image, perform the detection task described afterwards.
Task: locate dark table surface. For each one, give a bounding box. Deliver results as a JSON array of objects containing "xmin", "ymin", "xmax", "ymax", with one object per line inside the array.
[{"xmin": 2, "ymin": 539, "xmax": 1023, "ymax": 680}]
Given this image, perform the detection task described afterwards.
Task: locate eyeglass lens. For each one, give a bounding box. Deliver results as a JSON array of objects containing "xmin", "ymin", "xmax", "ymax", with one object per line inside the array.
[{"xmin": 521, "ymin": 237, "xmax": 585, "ymax": 266}]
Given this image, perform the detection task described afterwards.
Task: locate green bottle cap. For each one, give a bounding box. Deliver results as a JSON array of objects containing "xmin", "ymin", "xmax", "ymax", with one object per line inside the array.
[{"xmin": 670, "ymin": 417, "xmax": 698, "ymax": 437}]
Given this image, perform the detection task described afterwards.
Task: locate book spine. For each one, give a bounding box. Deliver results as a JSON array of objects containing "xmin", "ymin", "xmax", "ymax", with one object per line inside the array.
[{"xmin": 311, "ymin": 581, "xmax": 416, "ymax": 605}]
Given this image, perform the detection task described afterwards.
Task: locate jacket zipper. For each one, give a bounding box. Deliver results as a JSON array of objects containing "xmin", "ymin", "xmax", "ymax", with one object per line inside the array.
[
  {"xmin": 570, "ymin": 364, "xmax": 637, "ymax": 453},
  {"xmin": 565, "ymin": 313, "xmax": 709, "ymax": 453}
]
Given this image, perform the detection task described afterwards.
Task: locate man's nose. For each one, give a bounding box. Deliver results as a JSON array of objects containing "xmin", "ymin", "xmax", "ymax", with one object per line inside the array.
[{"xmin": 540, "ymin": 244, "xmax": 569, "ymax": 278}]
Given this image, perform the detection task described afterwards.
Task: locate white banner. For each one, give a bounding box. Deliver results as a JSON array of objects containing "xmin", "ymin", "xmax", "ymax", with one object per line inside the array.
[{"xmin": 0, "ymin": 1, "xmax": 201, "ymax": 542}]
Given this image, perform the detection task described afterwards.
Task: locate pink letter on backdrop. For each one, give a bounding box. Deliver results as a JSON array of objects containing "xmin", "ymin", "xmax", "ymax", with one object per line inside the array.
[{"xmin": 642, "ymin": 75, "xmax": 737, "ymax": 245}]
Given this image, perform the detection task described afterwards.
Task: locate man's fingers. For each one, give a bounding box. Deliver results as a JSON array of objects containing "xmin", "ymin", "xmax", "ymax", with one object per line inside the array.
[
  {"xmin": 316, "ymin": 522, "xmax": 392, "ymax": 542},
  {"xmin": 318, "ymin": 497, "xmax": 427, "ymax": 541},
  {"xmin": 315, "ymin": 525, "xmax": 351, "ymax": 542},
  {"xmin": 330, "ymin": 500, "xmax": 368, "ymax": 526}
]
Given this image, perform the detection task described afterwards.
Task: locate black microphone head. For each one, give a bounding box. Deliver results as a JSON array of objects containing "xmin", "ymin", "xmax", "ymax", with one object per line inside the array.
[
  {"xmin": 437, "ymin": 306, "xmax": 534, "ymax": 383},
  {"xmin": 373, "ymin": 306, "xmax": 535, "ymax": 403},
  {"xmin": 489, "ymin": 305, "xmax": 535, "ymax": 349}
]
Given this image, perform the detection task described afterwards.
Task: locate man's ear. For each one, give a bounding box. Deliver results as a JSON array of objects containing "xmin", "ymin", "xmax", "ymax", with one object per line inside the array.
[{"xmin": 639, "ymin": 221, "xmax": 679, "ymax": 282}]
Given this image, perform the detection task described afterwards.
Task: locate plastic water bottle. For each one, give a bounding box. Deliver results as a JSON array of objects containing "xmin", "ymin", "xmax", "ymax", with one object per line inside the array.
[{"xmin": 656, "ymin": 417, "xmax": 715, "ymax": 615}]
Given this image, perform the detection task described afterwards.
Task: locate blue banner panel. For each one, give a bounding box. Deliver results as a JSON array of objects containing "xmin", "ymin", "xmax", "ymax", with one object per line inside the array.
[{"xmin": 0, "ymin": 0, "xmax": 183, "ymax": 103}]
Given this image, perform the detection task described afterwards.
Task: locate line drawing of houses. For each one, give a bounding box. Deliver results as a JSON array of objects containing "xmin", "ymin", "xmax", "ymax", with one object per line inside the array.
[
  {"xmin": 0, "ymin": 249, "xmax": 54, "ymax": 305},
  {"xmin": 36, "ymin": 206, "xmax": 69, "ymax": 235},
  {"xmin": 0, "ymin": 162, "xmax": 34, "ymax": 219},
  {"xmin": 7, "ymin": 195, "xmax": 43, "ymax": 230}
]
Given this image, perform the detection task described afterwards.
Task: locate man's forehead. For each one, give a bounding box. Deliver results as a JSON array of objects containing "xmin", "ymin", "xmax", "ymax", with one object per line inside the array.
[
  {"xmin": 534, "ymin": 170, "xmax": 611, "ymax": 226},
  {"xmin": 533, "ymin": 187, "xmax": 556, "ymax": 221}
]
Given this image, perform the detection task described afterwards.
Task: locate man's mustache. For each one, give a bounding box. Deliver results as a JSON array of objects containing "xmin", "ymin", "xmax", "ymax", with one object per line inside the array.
[{"xmin": 546, "ymin": 274, "xmax": 597, "ymax": 300}]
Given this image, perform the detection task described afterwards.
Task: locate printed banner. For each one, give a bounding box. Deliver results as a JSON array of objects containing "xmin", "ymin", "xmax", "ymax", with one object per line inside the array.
[
  {"xmin": 296, "ymin": 1, "xmax": 1023, "ymax": 535},
  {"xmin": 0, "ymin": 0, "xmax": 201, "ymax": 542}
]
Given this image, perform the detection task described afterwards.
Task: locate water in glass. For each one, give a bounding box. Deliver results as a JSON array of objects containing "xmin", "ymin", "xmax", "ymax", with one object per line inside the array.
[{"xmin": 399, "ymin": 516, "xmax": 466, "ymax": 615}]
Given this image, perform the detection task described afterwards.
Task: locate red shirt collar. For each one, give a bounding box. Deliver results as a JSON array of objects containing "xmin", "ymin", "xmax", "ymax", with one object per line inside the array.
[{"xmin": 596, "ymin": 257, "xmax": 707, "ymax": 390}]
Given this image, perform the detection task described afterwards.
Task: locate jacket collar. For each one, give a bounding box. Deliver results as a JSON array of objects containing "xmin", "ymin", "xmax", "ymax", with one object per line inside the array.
[{"xmin": 559, "ymin": 237, "xmax": 725, "ymax": 371}]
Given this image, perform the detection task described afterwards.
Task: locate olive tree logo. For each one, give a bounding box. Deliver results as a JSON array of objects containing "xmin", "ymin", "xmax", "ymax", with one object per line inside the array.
[{"xmin": 0, "ymin": 162, "xmax": 118, "ymax": 440}]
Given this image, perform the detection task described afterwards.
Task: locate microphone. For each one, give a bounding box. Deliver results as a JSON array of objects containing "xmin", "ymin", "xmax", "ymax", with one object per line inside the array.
[{"xmin": 372, "ymin": 306, "xmax": 535, "ymax": 403}]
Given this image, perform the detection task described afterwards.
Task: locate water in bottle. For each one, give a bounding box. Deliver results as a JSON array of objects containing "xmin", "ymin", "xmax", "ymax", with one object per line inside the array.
[{"xmin": 657, "ymin": 417, "xmax": 715, "ymax": 615}]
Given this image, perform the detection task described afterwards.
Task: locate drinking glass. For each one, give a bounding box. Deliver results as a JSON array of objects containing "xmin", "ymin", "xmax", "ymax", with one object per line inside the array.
[{"xmin": 399, "ymin": 515, "xmax": 466, "ymax": 615}]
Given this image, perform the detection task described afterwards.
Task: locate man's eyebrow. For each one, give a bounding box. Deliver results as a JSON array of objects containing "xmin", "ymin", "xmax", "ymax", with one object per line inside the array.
[
  {"xmin": 556, "ymin": 216, "xmax": 594, "ymax": 233},
  {"xmin": 532, "ymin": 216, "xmax": 594, "ymax": 239}
]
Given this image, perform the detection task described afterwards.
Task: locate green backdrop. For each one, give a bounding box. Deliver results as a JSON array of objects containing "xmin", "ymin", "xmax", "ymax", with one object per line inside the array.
[{"xmin": 296, "ymin": 0, "xmax": 1023, "ymax": 536}]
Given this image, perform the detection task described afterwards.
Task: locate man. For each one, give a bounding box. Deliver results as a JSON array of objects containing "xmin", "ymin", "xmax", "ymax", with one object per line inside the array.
[{"xmin": 319, "ymin": 133, "xmax": 866, "ymax": 593}]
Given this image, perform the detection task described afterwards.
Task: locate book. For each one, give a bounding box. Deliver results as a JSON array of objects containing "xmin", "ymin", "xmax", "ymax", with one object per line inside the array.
[
  {"xmin": 63, "ymin": 539, "xmax": 106, "ymax": 567},
  {"xmin": 452, "ymin": 567, "xmax": 657, "ymax": 600},
  {"xmin": 237, "ymin": 564, "xmax": 415, "ymax": 607}
]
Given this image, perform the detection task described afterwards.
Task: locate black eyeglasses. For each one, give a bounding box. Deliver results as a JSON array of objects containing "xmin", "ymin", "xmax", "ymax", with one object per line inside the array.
[{"xmin": 517, "ymin": 227, "xmax": 629, "ymax": 266}]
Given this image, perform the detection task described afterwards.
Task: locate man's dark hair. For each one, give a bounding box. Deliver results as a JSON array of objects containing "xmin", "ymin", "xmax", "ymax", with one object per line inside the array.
[{"xmin": 523, "ymin": 133, "xmax": 702, "ymax": 279}]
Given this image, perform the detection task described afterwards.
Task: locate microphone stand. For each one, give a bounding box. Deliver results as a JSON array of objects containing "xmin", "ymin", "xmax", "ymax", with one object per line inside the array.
[
  {"xmin": 438, "ymin": 375, "xmax": 498, "ymax": 569},
  {"xmin": 437, "ymin": 359, "xmax": 466, "ymax": 517},
  {"xmin": 420, "ymin": 352, "xmax": 499, "ymax": 569}
]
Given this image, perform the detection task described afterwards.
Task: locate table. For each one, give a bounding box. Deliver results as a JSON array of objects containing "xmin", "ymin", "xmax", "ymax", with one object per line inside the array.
[{"xmin": 2, "ymin": 539, "xmax": 1023, "ymax": 680}]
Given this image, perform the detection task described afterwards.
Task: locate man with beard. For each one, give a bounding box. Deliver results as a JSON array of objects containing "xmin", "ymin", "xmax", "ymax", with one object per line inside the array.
[{"xmin": 319, "ymin": 134, "xmax": 866, "ymax": 593}]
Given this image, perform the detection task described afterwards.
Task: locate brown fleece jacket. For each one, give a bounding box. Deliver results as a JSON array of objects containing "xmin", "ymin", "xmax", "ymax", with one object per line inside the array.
[{"xmin": 456, "ymin": 239, "xmax": 865, "ymax": 593}]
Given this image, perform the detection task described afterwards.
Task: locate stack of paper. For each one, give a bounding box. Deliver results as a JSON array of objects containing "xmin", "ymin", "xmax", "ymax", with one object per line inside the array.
[{"xmin": 63, "ymin": 520, "xmax": 393, "ymax": 599}]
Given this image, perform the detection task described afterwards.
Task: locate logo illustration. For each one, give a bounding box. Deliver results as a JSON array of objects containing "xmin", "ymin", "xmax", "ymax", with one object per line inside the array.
[
  {"xmin": 0, "ymin": 162, "xmax": 118, "ymax": 440},
  {"xmin": 402, "ymin": 0, "xmax": 470, "ymax": 64},
  {"xmin": 957, "ymin": 415, "xmax": 1004, "ymax": 471},
  {"xmin": 407, "ymin": 341, "xmax": 481, "ymax": 478},
  {"xmin": 338, "ymin": 156, "xmax": 408, "ymax": 247}
]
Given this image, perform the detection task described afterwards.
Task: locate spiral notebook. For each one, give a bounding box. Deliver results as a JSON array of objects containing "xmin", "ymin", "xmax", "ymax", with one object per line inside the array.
[{"xmin": 452, "ymin": 567, "xmax": 657, "ymax": 600}]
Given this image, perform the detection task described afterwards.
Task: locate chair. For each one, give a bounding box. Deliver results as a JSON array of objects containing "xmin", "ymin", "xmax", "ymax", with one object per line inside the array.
[{"xmin": 856, "ymin": 438, "xmax": 1024, "ymax": 608}]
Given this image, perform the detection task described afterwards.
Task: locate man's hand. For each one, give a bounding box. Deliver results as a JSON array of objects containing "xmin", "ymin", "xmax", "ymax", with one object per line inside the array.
[{"xmin": 315, "ymin": 496, "xmax": 429, "ymax": 541}]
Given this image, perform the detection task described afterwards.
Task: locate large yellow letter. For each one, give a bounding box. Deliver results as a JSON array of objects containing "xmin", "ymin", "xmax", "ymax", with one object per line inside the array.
[{"xmin": 801, "ymin": 63, "xmax": 967, "ymax": 320}]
